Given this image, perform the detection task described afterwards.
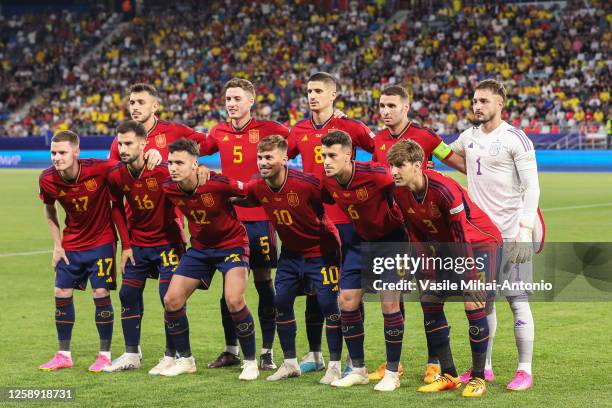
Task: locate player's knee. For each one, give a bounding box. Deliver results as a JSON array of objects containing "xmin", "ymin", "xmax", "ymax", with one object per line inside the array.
[
  {"xmin": 163, "ymin": 293, "xmax": 183, "ymax": 312},
  {"xmin": 92, "ymin": 288, "xmax": 109, "ymax": 298},
  {"xmin": 119, "ymin": 284, "xmax": 138, "ymax": 303},
  {"xmin": 252, "ymin": 267, "xmax": 271, "ymax": 281},
  {"xmin": 224, "ymin": 293, "xmax": 245, "ymax": 313},
  {"xmin": 338, "ymin": 292, "xmax": 360, "ymax": 310},
  {"xmin": 274, "ymin": 292, "xmax": 293, "ymax": 313},
  {"xmin": 54, "ymin": 287, "xmax": 72, "ymax": 297},
  {"xmin": 380, "ymin": 300, "xmax": 400, "ymax": 314}
]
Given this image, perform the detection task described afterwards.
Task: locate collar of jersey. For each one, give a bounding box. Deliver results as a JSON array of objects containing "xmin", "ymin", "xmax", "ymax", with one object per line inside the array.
[
  {"xmin": 390, "ymin": 120, "xmax": 412, "ymax": 139},
  {"xmin": 310, "ymin": 114, "xmax": 333, "ymax": 130},
  {"xmin": 231, "ymin": 117, "xmax": 253, "ymax": 132},
  {"xmin": 266, "ymin": 166, "xmax": 289, "ymax": 193}
]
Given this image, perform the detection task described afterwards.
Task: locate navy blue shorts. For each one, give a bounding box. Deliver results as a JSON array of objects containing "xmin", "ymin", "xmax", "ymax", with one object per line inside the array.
[
  {"xmin": 55, "ymin": 242, "xmax": 117, "ymax": 290},
  {"xmin": 173, "ymin": 246, "xmax": 249, "ymax": 289},
  {"xmin": 276, "ymin": 249, "xmax": 341, "ymax": 304},
  {"xmin": 244, "ymin": 221, "xmax": 277, "ymax": 269},
  {"xmin": 123, "ymin": 243, "xmax": 185, "ymax": 284},
  {"xmin": 339, "ymin": 225, "xmax": 407, "ymax": 290}
]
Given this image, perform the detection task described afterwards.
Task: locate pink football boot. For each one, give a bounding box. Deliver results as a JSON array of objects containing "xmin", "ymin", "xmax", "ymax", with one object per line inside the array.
[
  {"xmin": 39, "ymin": 352, "xmax": 73, "ymax": 371},
  {"xmin": 88, "ymin": 353, "xmax": 111, "ymax": 372},
  {"xmin": 507, "ymin": 370, "xmax": 533, "ymax": 391}
]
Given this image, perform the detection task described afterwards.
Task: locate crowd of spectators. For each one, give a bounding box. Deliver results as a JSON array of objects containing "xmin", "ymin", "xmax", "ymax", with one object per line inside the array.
[{"xmin": 0, "ymin": 0, "xmax": 609, "ymax": 137}]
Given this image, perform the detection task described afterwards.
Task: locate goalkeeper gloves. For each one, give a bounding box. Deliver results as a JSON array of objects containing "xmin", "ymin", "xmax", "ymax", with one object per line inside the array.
[{"xmin": 510, "ymin": 216, "xmax": 534, "ymax": 264}]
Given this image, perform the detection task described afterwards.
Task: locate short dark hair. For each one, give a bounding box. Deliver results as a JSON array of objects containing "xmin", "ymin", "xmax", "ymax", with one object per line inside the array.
[
  {"xmin": 116, "ymin": 120, "xmax": 147, "ymax": 139},
  {"xmin": 258, "ymin": 135, "xmax": 288, "ymax": 153},
  {"xmin": 51, "ymin": 130, "xmax": 79, "ymax": 146},
  {"xmin": 129, "ymin": 83, "xmax": 159, "ymax": 98},
  {"xmin": 169, "ymin": 138, "xmax": 200, "ymax": 157},
  {"xmin": 223, "ymin": 78, "xmax": 255, "ymax": 98},
  {"xmin": 381, "ymin": 85, "xmax": 410, "ymax": 102},
  {"xmin": 307, "ymin": 72, "xmax": 338, "ymax": 90},
  {"xmin": 321, "ymin": 130, "xmax": 352, "ymax": 149},
  {"xmin": 475, "ymin": 79, "xmax": 506, "ymax": 100},
  {"xmin": 387, "ymin": 139, "xmax": 424, "ymax": 167}
]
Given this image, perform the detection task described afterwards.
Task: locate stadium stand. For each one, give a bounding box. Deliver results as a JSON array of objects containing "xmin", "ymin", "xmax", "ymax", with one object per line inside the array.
[{"xmin": 0, "ymin": 0, "xmax": 609, "ymax": 141}]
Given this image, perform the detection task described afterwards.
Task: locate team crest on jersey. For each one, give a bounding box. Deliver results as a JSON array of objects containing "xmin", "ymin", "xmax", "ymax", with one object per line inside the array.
[
  {"xmin": 85, "ymin": 179, "xmax": 98, "ymax": 192},
  {"xmin": 201, "ymin": 193, "xmax": 214, "ymax": 207},
  {"xmin": 430, "ymin": 202, "xmax": 441, "ymax": 219},
  {"xmin": 146, "ymin": 177, "xmax": 158, "ymax": 191},
  {"xmin": 155, "ymin": 134, "xmax": 167, "ymax": 148},
  {"xmin": 489, "ymin": 141, "xmax": 501, "ymax": 156},
  {"xmin": 356, "ymin": 187, "xmax": 368, "ymax": 201},
  {"xmin": 287, "ymin": 192, "xmax": 299, "ymax": 207},
  {"xmin": 249, "ymin": 130, "xmax": 259, "ymax": 144}
]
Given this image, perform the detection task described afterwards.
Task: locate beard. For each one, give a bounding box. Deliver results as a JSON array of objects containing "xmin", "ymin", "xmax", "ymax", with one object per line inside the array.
[{"xmin": 472, "ymin": 112, "xmax": 495, "ymax": 125}]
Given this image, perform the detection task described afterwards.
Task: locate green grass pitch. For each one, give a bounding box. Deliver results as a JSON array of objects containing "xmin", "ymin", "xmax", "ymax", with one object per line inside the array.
[{"xmin": 1, "ymin": 170, "xmax": 611, "ymax": 407}]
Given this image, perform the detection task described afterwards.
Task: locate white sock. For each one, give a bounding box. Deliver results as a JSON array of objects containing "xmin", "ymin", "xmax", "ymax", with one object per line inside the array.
[
  {"xmin": 125, "ymin": 352, "xmax": 139, "ymax": 358},
  {"xmin": 100, "ymin": 351, "xmax": 111, "ymax": 359},
  {"xmin": 58, "ymin": 350, "xmax": 71, "ymax": 358},
  {"xmin": 509, "ymin": 297, "xmax": 534, "ymax": 375},
  {"xmin": 261, "ymin": 348, "xmax": 271, "ymax": 355},
  {"xmin": 285, "ymin": 358, "xmax": 299, "ymax": 368},
  {"xmin": 485, "ymin": 302, "xmax": 497, "ymax": 370},
  {"xmin": 226, "ymin": 345, "xmax": 239, "ymax": 356}
]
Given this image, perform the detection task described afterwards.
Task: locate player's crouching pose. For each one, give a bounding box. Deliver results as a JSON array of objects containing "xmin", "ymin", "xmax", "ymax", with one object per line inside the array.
[
  {"xmin": 38, "ymin": 130, "xmax": 161, "ymax": 372},
  {"xmin": 236, "ymin": 135, "xmax": 343, "ymax": 384},
  {"xmin": 388, "ymin": 140, "xmax": 502, "ymax": 398},
  {"xmin": 320, "ymin": 131, "xmax": 407, "ymax": 392},
  {"xmin": 104, "ymin": 120, "xmax": 185, "ymax": 374},
  {"xmin": 160, "ymin": 139, "xmax": 259, "ymax": 380}
]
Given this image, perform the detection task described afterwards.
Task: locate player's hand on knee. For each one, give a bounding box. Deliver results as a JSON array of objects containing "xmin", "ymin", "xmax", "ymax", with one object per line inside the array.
[
  {"xmin": 52, "ymin": 246, "xmax": 69, "ymax": 268},
  {"xmin": 121, "ymin": 248, "xmax": 135, "ymax": 274},
  {"xmin": 144, "ymin": 149, "xmax": 162, "ymax": 169}
]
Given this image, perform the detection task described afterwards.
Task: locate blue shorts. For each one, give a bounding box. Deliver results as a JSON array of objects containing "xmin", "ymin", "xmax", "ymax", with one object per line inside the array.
[
  {"xmin": 339, "ymin": 225, "xmax": 407, "ymax": 290},
  {"xmin": 173, "ymin": 246, "xmax": 249, "ymax": 289},
  {"xmin": 244, "ymin": 221, "xmax": 277, "ymax": 269},
  {"xmin": 55, "ymin": 242, "xmax": 117, "ymax": 290},
  {"xmin": 276, "ymin": 249, "xmax": 340, "ymax": 304},
  {"xmin": 123, "ymin": 243, "xmax": 185, "ymax": 284}
]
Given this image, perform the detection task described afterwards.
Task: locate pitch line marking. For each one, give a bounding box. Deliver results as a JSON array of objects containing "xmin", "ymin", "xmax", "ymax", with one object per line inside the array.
[
  {"xmin": 541, "ymin": 202, "xmax": 612, "ymax": 212},
  {"xmin": 0, "ymin": 249, "xmax": 52, "ymax": 258}
]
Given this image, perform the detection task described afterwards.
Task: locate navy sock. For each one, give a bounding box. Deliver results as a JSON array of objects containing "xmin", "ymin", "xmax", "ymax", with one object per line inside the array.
[
  {"xmin": 305, "ymin": 294, "xmax": 324, "ymax": 352},
  {"xmin": 220, "ymin": 295, "xmax": 238, "ymax": 349},
  {"xmin": 231, "ymin": 306, "xmax": 256, "ymax": 361},
  {"xmin": 55, "ymin": 296, "xmax": 74, "ymax": 351},
  {"xmin": 276, "ymin": 308, "xmax": 297, "ymax": 359},
  {"xmin": 94, "ymin": 295, "xmax": 114, "ymax": 352},
  {"xmin": 383, "ymin": 311, "xmax": 404, "ymax": 372},
  {"xmin": 340, "ymin": 309, "xmax": 365, "ymax": 367},
  {"xmin": 325, "ymin": 312, "xmax": 342, "ymax": 361},
  {"xmin": 422, "ymin": 302, "xmax": 456, "ymax": 377},
  {"xmin": 165, "ymin": 307, "xmax": 190, "ymax": 357},
  {"xmin": 254, "ymin": 280, "xmax": 276, "ymax": 350},
  {"xmin": 120, "ymin": 280, "xmax": 144, "ymax": 353},
  {"xmin": 466, "ymin": 308, "xmax": 489, "ymax": 379},
  {"xmin": 159, "ymin": 281, "xmax": 175, "ymax": 357}
]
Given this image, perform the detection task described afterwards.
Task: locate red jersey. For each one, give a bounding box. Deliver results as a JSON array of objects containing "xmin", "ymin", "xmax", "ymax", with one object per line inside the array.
[
  {"xmin": 39, "ymin": 159, "xmax": 117, "ymax": 251},
  {"xmin": 200, "ymin": 118, "xmax": 290, "ymax": 222},
  {"xmin": 162, "ymin": 173, "xmax": 249, "ymax": 251},
  {"xmin": 288, "ymin": 116, "xmax": 376, "ymax": 224},
  {"xmin": 107, "ymin": 163, "xmax": 182, "ymax": 247},
  {"xmin": 393, "ymin": 169, "xmax": 502, "ymax": 244},
  {"xmin": 247, "ymin": 168, "xmax": 340, "ymax": 258},
  {"xmin": 372, "ymin": 122, "xmax": 453, "ymax": 165},
  {"xmin": 109, "ymin": 118, "xmax": 207, "ymax": 161},
  {"xmin": 321, "ymin": 161, "xmax": 404, "ymax": 241}
]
